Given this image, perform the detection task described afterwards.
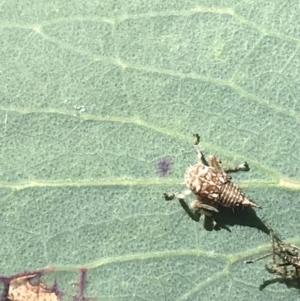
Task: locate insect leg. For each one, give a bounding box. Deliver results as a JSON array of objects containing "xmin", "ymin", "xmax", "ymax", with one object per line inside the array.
[
  {"xmin": 207, "ymin": 155, "xmax": 223, "ymax": 171},
  {"xmin": 283, "ymin": 244, "xmax": 300, "ymax": 257},
  {"xmin": 164, "ymin": 191, "xmax": 201, "ymax": 221},
  {"xmin": 181, "ymin": 199, "xmax": 219, "ymax": 227},
  {"xmin": 193, "ymin": 134, "xmax": 200, "ymax": 145},
  {"xmin": 193, "ymin": 145, "xmax": 209, "ymax": 166},
  {"xmin": 164, "ymin": 192, "xmax": 176, "ymax": 201},
  {"xmin": 221, "ymin": 161, "xmax": 250, "ymax": 173},
  {"xmin": 190, "ymin": 200, "xmax": 219, "ymax": 214},
  {"xmin": 270, "ymin": 227, "xmax": 277, "ymax": 265},
  {"xmin": 164, "ymin": 189, "xmax": 192, "ymax": 201},
  {"xmin": 175, "ymin": 189, "xmax": 192, "ymax": 200},
  {"xmin": 246, "ymin": 225, "xmax": 278, "ymax": 264},
  {"xmin": 275, "ymin": 262, "xmax": 293, "ymax": 267},
  {"xmin": 245, "ymin": 253, "xmax": 273, "ymax": 264},
  {"xmin": 223, "ymin": 161, "xmax": 250, "ymax": 173},
  {"xmin": 207, "ymin": 155, "xmax": 249, "ymax": 173},
  {"xmin": 265, "ymin": 264, "xmax": 286, "ymax": 276},
  {"xmin": 178, "ymin": 199, "xmax": 200, "ymax": 222}
]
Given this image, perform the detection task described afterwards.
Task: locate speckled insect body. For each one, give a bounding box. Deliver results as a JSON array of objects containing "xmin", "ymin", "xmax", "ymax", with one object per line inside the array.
[
  {"xmin": 164, "ymin": 136, "xmax": 259, "ymax": 226},
  {"xmin": 246, "ymin": 226, "xmax": 300, "ymax": 280},
  {"xmin": 271, "ymin": 251, "xmax": 300, "ymax": 279},
  {"xmin": 269, "ymin": 240, "xmax": 300, "ymax": 279},
  {"xmin": 275, "ymin": 242, "xmax": 300, "ymax": 265},
  {"xmin": 185, "ymin": 155, "xmax": 258, "ymax": 213}
]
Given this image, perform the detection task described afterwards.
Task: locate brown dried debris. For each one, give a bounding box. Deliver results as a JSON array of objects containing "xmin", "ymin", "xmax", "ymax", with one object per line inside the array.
[{"xmin": 0, "ymin": 267, "xmax": 61, "ymax": 301}]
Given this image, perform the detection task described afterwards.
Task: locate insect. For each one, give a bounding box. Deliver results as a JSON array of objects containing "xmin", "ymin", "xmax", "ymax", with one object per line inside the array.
[
  {"xmin": 164, "ymin": 135, "xmax": 259, "ymax": 226},
  {"xmin": 246, "ymin": 227, "xmax": 300, "ymax": 280}
]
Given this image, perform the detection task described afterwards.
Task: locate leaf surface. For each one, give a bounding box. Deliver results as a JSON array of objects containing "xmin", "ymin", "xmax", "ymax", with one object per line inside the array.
[{"xmin": 1, "ymin": 1, "xmax": 300, "ymax": 300}]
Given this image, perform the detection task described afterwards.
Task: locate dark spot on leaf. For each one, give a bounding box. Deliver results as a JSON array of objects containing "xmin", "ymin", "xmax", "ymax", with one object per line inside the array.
[
  {"xmin": 73, "ymin": 268, "xmax": 96, "ymax": 301},
  {"xmin": 156, "ymin": 157, "xmax": 173, "ymax": 177}
]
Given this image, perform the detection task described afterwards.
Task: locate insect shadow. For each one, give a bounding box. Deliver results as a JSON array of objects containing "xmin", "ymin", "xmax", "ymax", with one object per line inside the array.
[
  {"xmin": 212, "ymin": 206, "xmax": 270, "ymax": 234},
  {"xmin": 258, "ymin": 277, "xmax": 300, "ymax": 291},
  {"xmin": 179, "ymin": 199, "xmax": 269, "ymax": 234}
]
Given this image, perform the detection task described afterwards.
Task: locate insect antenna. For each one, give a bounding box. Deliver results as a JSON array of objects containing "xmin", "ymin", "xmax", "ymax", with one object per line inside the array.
[{"xmin": 245, "ymin": 252, "xmax": 273, "ymax": 264}]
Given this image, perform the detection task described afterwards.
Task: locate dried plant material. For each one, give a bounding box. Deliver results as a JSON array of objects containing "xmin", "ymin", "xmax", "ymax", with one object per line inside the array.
[
  {"xmin": 0, "ymin": 267, "xmax": 61, "ymax": 301},
  {"xmin": 7, "ymin": 275, "xmax": 59, "ymax": 301},
  {"xmin": 164, "ymin": 136, "xmax": 258, "ymax": 227}
]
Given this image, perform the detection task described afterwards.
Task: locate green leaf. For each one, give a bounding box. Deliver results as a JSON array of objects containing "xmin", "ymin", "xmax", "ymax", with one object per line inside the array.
[{"xmin": 1, "ymin": 1, "xmax": 300, "ymax": 300}]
